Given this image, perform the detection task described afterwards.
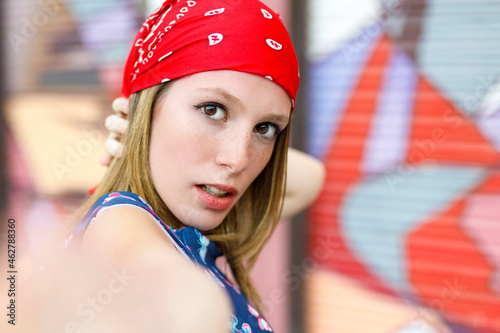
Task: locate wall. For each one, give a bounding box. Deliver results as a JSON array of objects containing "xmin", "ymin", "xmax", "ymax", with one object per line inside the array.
[{"xmin": 306, "ymin": 1, "xmax": 500, "ymax": 332}]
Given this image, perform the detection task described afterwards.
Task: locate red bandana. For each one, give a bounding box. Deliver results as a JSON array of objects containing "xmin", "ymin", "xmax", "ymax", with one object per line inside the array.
[{"xmin": 122, "ymin": 0, "xmax": 300, "ymax": 106}]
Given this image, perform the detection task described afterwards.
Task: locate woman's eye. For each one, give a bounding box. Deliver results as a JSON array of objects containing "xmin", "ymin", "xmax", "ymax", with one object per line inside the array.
[
  {"xmin": 200, "ymin": 103, "xmax": 226, "ymax": 121},
  {"xmin": 255, "ymin": 123, "xmax": 280, "ymax": 139}
]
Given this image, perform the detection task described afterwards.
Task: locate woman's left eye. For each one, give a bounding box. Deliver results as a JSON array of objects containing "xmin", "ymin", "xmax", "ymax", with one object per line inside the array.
[
  {"xmin": 255, "ymin": 123, "xmax": 280, "ymax": 139},
  {"xmin": 196, "ymin": 103, "xmax": 227, "ymax": 121}
]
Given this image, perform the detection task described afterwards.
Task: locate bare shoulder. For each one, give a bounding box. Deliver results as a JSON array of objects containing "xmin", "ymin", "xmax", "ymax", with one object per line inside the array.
[
  {"xmin": 25, "ymin": 205, "xmax": 232, "ymax": 332},
  {"xmin": 81, "ymin": 204, "xmax": 178, "ymax": 267},
  {"xmin": 80, "ymin": 205, "xmax": 232, "ymax": 331}
]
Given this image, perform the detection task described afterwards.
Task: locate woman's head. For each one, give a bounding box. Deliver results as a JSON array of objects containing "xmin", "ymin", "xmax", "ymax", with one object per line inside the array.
[
  {"xmin": 109, "ymin": 69, "xmax": 291, "ymax": 235},
  {"xmin": 114, "ymin": 0, "xmax": 299, "ymax": 231}
]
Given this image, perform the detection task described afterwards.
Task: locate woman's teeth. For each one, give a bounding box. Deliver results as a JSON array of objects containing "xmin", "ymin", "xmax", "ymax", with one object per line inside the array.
[{"xmin": 200, "ymin": 185, "xmax": 230, "ymax": 198}]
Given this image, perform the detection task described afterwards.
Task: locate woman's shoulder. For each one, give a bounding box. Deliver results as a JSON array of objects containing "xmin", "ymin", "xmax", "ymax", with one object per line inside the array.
[
  {"xmin": 60, "ymin": 192, "xmax": 232, "ymax": 331},
  {"xmin": 73, "ymin": 191, "xmax": 177, "ymax": 266}
]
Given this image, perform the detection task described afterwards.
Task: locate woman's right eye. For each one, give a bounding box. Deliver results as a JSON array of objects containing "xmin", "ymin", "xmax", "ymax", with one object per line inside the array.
[{"xmin": 196, "ymin": 103, "xmax": 227, "ymax": 121}]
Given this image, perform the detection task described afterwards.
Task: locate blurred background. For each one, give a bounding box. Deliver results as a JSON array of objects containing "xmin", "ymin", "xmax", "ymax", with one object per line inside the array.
[{"xmin": 1, "ymin": 0, "xmax": 500, "ymax": 332}]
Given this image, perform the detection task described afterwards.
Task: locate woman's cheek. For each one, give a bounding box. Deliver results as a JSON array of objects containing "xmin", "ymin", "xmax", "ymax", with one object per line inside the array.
[{"xmin": 253, "ymin": 144, "xmax": 275, "ymax": 173}]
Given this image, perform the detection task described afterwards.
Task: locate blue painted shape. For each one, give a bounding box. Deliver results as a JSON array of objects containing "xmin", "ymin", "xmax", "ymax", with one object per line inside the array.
[
  {"xmin": 79, "ymin": 6, "xmax": 138, "ymax": 64},
  {"xmin": 361, "ymin": 47, "xmax": 418, "ymax": 175},
  {"xmin": 445, "ymin": 322, "xmax": 475, "ymax": 333},
  {"xmin": 307, "ymin": 23, "xmax": 382, "ymax": 159},
  {"xmin": 341, "ymin": 165, "xmax": 487, "ymax": 291},
  {"xmin": 65, "ymin": 0, "xmax": 122, "ymax": 19},
  {"xmin": 418, "ymin": 0, "xmax": 500, "ymax": 114}
]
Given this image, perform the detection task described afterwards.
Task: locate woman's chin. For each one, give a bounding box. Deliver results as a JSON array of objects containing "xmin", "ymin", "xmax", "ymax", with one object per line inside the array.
[{"xmin": 171, "ymin": 207, "xmax": 229, "ymax": 231}]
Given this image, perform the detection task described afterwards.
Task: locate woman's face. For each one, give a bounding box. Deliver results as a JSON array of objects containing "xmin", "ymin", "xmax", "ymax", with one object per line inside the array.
[{"xmin": 149, "ymin": 70, "xmax": 291, "ymax": 230}]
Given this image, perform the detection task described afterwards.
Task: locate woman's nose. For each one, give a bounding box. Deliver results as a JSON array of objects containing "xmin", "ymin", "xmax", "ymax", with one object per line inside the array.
[{"xmin": 215, "ymin": 130, "xmax": 253, "ymax": 174}]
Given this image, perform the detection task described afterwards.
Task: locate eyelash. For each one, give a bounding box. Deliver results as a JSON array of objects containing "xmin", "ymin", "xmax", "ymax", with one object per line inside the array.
[
  {"xmin": 194, "ymin": 102, "xmax": 227, "ymax": 121},
  {"xmin": 256, "ymin": 122, "xmax": 282, "ymax": 139},
  {"xmin": 194, "ymin": 102, "xmax": 282, "ymax": 140}
]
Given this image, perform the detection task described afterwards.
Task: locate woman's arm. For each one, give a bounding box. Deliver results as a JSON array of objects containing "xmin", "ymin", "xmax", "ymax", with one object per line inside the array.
[{"xmin": 281, "ymin": 148, "xmax": 325, "ymax": 219}]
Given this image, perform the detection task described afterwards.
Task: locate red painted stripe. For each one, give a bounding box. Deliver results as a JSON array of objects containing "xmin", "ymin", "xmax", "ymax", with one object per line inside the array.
[
  {"xmin": 407, "ymin": 78, "xmax": 500, "ymax": 166},
  {"xmin": 408, "ymin": 186, "xmax": 500, "ymax": 332},
  {"xmin": 309, "ymin": 35, "xmax": 396, "ymax": 296}
]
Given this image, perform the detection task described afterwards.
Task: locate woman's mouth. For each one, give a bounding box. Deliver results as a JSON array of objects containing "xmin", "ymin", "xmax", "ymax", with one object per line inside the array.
[
  {"xmin": 199, "ymin": 185, "xmax": 230, "ymax": 198},
  {"xmin": 196, "ymin": 184, "xmax": 237, "ymax": 210}
]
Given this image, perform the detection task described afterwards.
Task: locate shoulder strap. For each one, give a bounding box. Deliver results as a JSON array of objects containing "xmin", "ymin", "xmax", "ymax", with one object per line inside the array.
[{"xmin": 64, "ymin": 192, "xmax": 191, "ymax": 261}]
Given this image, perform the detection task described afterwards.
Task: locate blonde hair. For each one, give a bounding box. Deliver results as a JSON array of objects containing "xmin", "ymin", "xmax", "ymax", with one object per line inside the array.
[{"xmin": 76, "ymin": 81, "xmax": 289, "ymax": 311}]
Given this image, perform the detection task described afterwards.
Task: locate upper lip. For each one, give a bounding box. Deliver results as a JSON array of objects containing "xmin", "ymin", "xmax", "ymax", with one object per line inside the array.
[{"xmin": 200, "ymin": 184, "xmax": 238, "ymax": 196}]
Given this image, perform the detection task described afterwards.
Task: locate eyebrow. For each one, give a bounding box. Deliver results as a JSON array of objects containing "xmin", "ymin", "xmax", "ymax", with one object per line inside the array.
[
  {"xmin": 267, "ymin": 113, "xmax": 290, "ymax": 125},
  {"xmin": 197, "ymin": 87, "xmax": 290, "ymax": 124},
  {"xmin": 198, "ymin": 87, "xmax": 243, "ymax": 107}
]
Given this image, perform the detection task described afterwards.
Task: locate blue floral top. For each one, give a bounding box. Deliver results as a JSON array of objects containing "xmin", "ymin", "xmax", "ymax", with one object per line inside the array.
[{"xmin": 65, "ymin": 191, "xmax": 273, "ymax": 333}]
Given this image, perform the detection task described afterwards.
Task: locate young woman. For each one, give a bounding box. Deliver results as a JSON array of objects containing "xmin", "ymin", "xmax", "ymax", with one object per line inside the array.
[{"xmin": 61, "ymin": 1, "xmax": 323, "ymax": 331}]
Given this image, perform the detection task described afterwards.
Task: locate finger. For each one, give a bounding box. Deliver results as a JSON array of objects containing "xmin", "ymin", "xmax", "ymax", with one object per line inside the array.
[
  {"xmin": 105, "ymin": 133, "xmax": 125, "ymax": 158},
  {"xmin": 105, "ymin": 115, "xmax": 129, "ymax": 135},
  {"xmin": 99, "ymin": 154, "xmax": 113, "ymax": 166},
  {"xmin": 112, "ymin": 97, "xmax": 129, "ymax": 116}
]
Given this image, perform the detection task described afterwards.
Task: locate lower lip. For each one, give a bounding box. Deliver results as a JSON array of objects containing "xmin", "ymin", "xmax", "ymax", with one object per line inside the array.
[{"xmin": 196, "ymin": 186, "xmax": 235, "ymax": 210}]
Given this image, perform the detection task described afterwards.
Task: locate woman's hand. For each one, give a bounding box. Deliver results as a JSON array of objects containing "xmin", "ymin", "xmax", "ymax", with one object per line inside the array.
[{"xmin": 100, "ymin": 97, "xmax": 129, "ymax": 166}]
